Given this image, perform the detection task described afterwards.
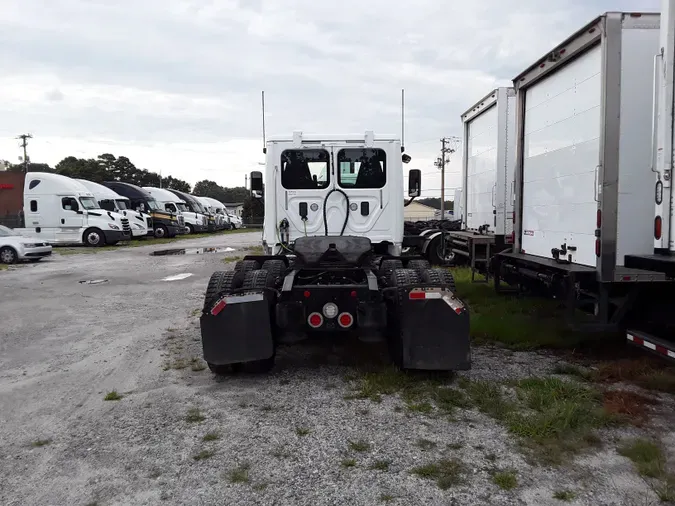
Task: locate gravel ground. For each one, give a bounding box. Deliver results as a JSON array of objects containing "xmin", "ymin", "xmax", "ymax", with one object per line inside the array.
[{"xmin": 1, "ymin": 231, "xmax": 674, "ymax": 506}]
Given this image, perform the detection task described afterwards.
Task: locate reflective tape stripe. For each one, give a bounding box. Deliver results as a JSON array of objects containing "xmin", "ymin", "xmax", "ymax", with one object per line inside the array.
[
  {"xmin": 626, "ymin": 333, "xmax": 675, "ymax": 359},
  {"xmin": 224, "ymin": 293, "xmax": 265, "ymax": 304}
]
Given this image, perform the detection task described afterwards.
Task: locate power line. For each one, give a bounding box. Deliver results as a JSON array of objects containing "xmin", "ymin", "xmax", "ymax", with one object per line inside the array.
[{"xmin": 16, "ymin": 133, "xmax": 32, "ymax": 173}]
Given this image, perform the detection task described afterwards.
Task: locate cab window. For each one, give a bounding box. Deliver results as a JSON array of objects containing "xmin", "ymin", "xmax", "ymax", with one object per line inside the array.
[
  {"xmin": 61, "ymin": 197, "xmax": 79, "ymax": 211},
  {"xmin": 281, "ymin": 149, "xmax": 329, "ymax": 189},
  {"xmin": 165, "ymin": 203, "xmax": 177, "ymax": 213},
  {"xmin": 337, "ymin": 149, "xmax": 386, "ymax": 189}
]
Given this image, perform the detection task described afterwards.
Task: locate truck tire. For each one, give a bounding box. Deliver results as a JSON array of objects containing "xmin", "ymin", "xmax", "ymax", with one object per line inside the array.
[
  {"xmin": 186, "ymin": 223, "xmax": 194, "ymax": 234},
  {"xmin": 0, "ymin": 246, "xmax": 17, "ymax": 264},
  {"xmin": 407, "ymin": 259, "xmax": 431, "ymax": 274},
  {"xmin": 380, "ymin": 259, "xmax": 404, "ymax": 279},
  {"xmin": 261, "ymin": 260, "xmax": 286, "ymax": 284},
  {"xmin": 234, "ymin": 259, "xmax": 260, "ymax": 273},
  {"xmin": 389, "ymin": 268, "xmax": 421, "ymax": 287},
  {"xmin": 203, "ymin": 271, "xmax": 238, "ymax": 312},
  {"xmin": 421, "ymin": 268, "xmax": 457, "ymax": 292},
  {"xmin": 425, "ymin": 234, "xmax": 453, "ymax": 266},
  {"xmin": 154, "ymin": 224, "xmax": 169, "ymax": 239},
  {"xmin": 83, "ymin": 228, "xmax": 106, "ymax": 247}
]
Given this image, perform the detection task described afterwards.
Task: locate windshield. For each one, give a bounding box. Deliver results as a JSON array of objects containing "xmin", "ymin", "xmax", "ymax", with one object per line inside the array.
[
  {"xmin": 79, "ymin": 197, "xmax": 100, "ymax": 210},
  {"xmin": 146, "ymin": 199, "xmax": 159, "ymax": 210},
  {"xmin": 115, "ymin": 199, "xmax": 128, "ymax": 210},
  {"xmin": 0, "ymin": 225, "xmax": 19, "ymax": 237},
  {"xmin": 176, "ymin": 203, "xmax": 189, "ymax": 212},
  {"xmin": 281, "ymin": 149, "xmax": 330, "ymax": 190}
]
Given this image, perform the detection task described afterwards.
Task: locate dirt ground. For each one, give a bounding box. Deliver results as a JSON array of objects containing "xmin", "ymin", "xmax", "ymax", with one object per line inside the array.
[{"xmin": 1, "ymin": 232, "xmax": 674, "ymax": 506}]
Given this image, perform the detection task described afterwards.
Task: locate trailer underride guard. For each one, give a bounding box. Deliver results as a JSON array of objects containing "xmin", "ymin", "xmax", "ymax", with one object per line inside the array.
[{"xmin": 200, "ymin": 236, "xmax": 471, "ymax": 373}]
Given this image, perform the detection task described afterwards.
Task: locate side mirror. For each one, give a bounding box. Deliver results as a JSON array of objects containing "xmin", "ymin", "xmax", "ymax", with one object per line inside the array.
[
  {"xmin": 408, "ymin": 169, "xmax": 421, "ymax": 197},
  {"xmin": 402, "ymin": 153, "xmax": 412, "ymax": 164},
  {"xmin": 250, "ymin": 171, "xmax": 263, "ymax": 193}
]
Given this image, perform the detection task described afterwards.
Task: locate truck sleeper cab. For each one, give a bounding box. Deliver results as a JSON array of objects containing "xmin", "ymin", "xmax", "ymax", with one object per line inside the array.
[
  {"xmin": 165, "ymin": 189, "xmax": 210, "ymax": 233},
  {"xmin": 103, "ymin": 182, "xmax": 183, "ymax": 239},
  {"xmin": 143, "ymin": 187, "xmax": 193, "ymax": 234}
]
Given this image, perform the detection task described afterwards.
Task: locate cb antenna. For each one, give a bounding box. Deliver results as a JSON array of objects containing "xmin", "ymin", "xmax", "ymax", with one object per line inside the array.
[
  {"xmin": 401, "ymin": 89, "xmax": 405, "ymax": 152},
  {"xmin": 261, "ymin": 90, "xmax": 267, "ymax": 154}
]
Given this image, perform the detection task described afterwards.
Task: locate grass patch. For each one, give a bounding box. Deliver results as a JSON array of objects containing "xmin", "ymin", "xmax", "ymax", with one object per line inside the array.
[
  {"xmin": 253, "ymin": 483, "xmax": 268, "ymax": 492},
  {"xmin": 193, "ymin": 449, "xmax": 215, "ymax": 461},
  {"xmin": 191, "ymin": 358, "xmax": 207, "ymax": 372},
  {"xmin": 447, "ymin": 442, "xmax": 463, "ymax": 450},
  {"xmin": 602, "ymin": 390, "xmax": 658, "ymax": 426},
  {"xmin": 618, "ymin": 438, "xmax": 666, "ymax": 479},
  {"xmin": 492, "ymin": 470, "xmax": 518, "ymax": 490},
  {"xmin": 553, "ymin": 363, "xmax": 592, "ymax": 380},
  {"xmin": 415, "ymin": 438, "xmax": 437, "ymax": 451},
  {"xmin": 341, "ymin": 458, "xmax": 357, "ymax": 468},
  {"xmin": 185, "ymin": 408, "xmax": 205, "ymax": 423},
  {"xmin": 227, "ymin": 463, "xmax": 251, "ymax": 484},
  {"xmin": 462, "ymin": 380, "xmax": 513, "ymax": 421},
  {"xmin": 222, "ymin": 255, "xmax": 244, "ymax": 264},
  {"xmin": 163, "ymin": 358, "xmax": 190, "ymax": 371},
  {"xmin": 406, "ymin": 401, "xmax": 433, "ymax": 414},
  {"xmin": 592, "ymin": 358, "xmax": 675, "ymax": 394},
  {"xmin": 379, "ymin": 493, "xmax": 396, "ymax": 503},
  {"xmin": 104, "ymin": 390, "xmax": 122, "ymax": 401},
  {"xmin": 553, "ymin": 490, "xmax": 576, "ymax": 501},
  {"xmin": 271, "ymin": 446, "xmax": 291, "ymax": 458},
  {"xmin": 0, "ymin": 264, "xmax": 8, "ymax": 270},
  {"xmin": 31, "ymin": 439, "xmax": 51, "ymax": 447},
  {"xmin": 295, "ymin": 427, "xmax": 311, "ymax": 436},
  {"xmin": 411, "ymin": 458, "xmax": 465, "ymax": 490},
  {"xmin": 202, "ymin": 432, "xmax": 220, "ymax": 442},
  {"xmin": 369, "ymin": 460, "xmax": 391, "ymax": 471},
  {"xmin": 452, "ymin": 267, "xmax": 591, "ymax": 350},
  {"xmin": 348, "ymin": 439, "xmax": 371, "ymax": 452}
]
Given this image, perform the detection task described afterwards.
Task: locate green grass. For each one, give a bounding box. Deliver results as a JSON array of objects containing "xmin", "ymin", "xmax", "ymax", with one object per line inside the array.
[
  {"xmin": 451, "ymin": 267, "xmax": 599, "ymax": 350},
  {"xmin": 348, "ymin": 440, "xmax": 371, "ymax": 452},
  {"xmin": 227, "ymin": 463, "xmax": 251, "ymax": 484},
  {"xmin": 552, "ymin": 490, "xmax": 576, "ymax": 501},
  {"xmin": 190, "ymin": 358, "xmax": 207, "ymax": 372},
  {"xmin": 341, "ymin": 458, "xmax": 357, "ymax": 468},
  {"xmin": 369, "ymin": 460, "xmax": 391, "ymax": 471},
  {"xmin": 552, "ymin": 363, "xmax": 592, "ymax": 380},
  {"xmin": 406, "ymin": 401, "xmax": 433, "ymax": 414},
  {"xmin": 415, "ymin": 438, "xmax": 437, "ymax": 451},
  {"xmin": 202, "ymin": 432, "xmax": 220, "ymax": 442},
  {"xmin": 411, "ymin": 459, "xmax": 465, "ymax": 490},
  {"xmin": 104, "ymin": 390, "xmax": 122, "ymax": 401},
  {"xmin": 492, "ymin": 470, "xmax": 518, "ymax": 490},
  {"xmin": 31, "ymin": 439, "xmax": 51, "ymax": 447},
  {"xmin": 185, "ymin": 408, "xmax": 205, "ymax": 423},
  {"xmin": 379, "ymin": 493, "xmax": 396, "ymax": 503},
  {"xmin": 618, "ymin": 438, "xmax": 666, "ymax": 478},
  {"xmin": 295, "ymin": 427, "xmax": 311, "ymax": 436},
  {"xmin": 193, "ymin": 449, "xmax": 215, "ymax": 461},
  {"xmin": 222, "ymin": 255, "xmax": 244, "ymax": 264},
  {"xmin": 462, "ymin": 380, "xmax": 513, "ymax": 421},
  {"xmin": 0, "ymin": 264, "xmax": 8, "ymax": 271}
]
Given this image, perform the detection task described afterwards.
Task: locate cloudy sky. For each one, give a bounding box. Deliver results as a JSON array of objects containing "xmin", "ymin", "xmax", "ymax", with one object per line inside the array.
[{"xmin": 0, "ymin": 0, "xmax": 659, "ymax": 196}]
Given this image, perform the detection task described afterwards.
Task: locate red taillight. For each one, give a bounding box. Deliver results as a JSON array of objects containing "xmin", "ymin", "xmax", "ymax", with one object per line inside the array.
[
  {"xmin": 595, "ymin": 239, "xmax": 601, "ymax": 257},
  {"xmin": 655, "ymin": 216, "xmax": 663, "ymax": 240},
  {"xmin": 506, "ymin": 232, "xmax": 515, "ymax": 244},
  {"xmin": 597, "ymin": 209, "xmax": 602, "ymax": 228},
  {"xmin": 308, "ymin": 312, "xmax": 323, "ymax": 328},
  {"xmin": 350, "ymin": 290, "xmax": 357, "ymax": 298},
  {"xmin": 303, "ymin": 290, "xmax": 311, "ymax": 298},
  {"xmin": 409, "ymin": 291, "xmax": 426, "ymax": 300},
  {"xmin": 338, "ymin": 312, "xmax": 354, "ymax": 328}
]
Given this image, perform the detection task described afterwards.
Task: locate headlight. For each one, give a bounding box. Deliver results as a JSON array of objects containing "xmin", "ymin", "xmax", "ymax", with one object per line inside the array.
[
  {"xmin": 108, "ymin": 223, "xmax": 120, "ymax": 230},
  {"xmin": 21, "ymin": 243, "xmax": 40, "ymax": 248}
]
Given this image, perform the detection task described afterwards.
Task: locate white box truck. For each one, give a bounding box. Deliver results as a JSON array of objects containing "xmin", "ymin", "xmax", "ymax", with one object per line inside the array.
[{"xmin": 495, "ymin": 12, "xmax": 674, "ymax": 333}]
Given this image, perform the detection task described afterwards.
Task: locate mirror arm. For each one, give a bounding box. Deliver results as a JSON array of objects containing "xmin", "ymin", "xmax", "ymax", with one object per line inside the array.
[{"xmin": 404, "ymin": 196, "xmax": 416, "ymax": 207}]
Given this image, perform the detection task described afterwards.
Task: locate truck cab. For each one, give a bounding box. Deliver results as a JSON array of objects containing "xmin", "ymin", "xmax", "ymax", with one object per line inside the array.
[
  {"xmin": 196, "ymin": 196, "xmax": 231, "ymax": 230},
  {"xmin": 165, "ymin": 189, "xmax": 211, "ymax": 233},
  {"xmin": 143, "ymin": 187, "xmax": 198, "ymax": 235},
  {"xmin": 103, "ymin": 182, "xmax": 183, "ymax": 239},
  {"xmin": 76, "ymin": 179, "xmax": 149, "ymax": 238},
  {"xmin": 1, "ymin": 172, "xmax": 131, "ymax": 246}
]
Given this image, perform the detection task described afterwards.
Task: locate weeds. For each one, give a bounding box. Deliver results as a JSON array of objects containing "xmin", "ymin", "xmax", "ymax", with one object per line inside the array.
[
  {"xmin": 185, "ymin": 408, "xmax": 205, "ymax": 423},
  {"xmin": 379, "ymin": 493, "xmax": 396, "ymax": 503},
  {"xmin": 447, "ymin": 443, "xmax": 463, "ymax": 450},
  {"xmin": 202, "ymin": 432, "xmax": 220, "ymax": 442},
  {"xmin": 227, "ymin": 463, "xmax": 251, "ymax": 484},
  {"xmin": 492, "ymin": 470, "xmax": 518, "ymax": 490},
  {"xmin": 411, "ymin": 458, "xmax": 465, "ymax": 490},
  {"xmin": 271, "ymin": 446, "xmax": 291, "ymax": 458},
  {"xmin": 553, "ymin": 363, "xmax": 592, "ymax": 380},
  {"xmin": 341, "ymin": 458, "xmax": 357, "ymax": 468},
  {"xmin": 348, "ymin": 440, "xmax": 371, "ymax": 452},
  {"xmin": 415, "ymin": 439, "xmax": 437, "ymax": 451},
  {"xmin": 369, "ymin": 460, "xmax": 391, "ymax": 471},
  {"xmin": 592, "ymin": 358, "xmax": 675, "ymax": 394},
  {"xmin": 462, "ymin": 380, "xmax": 513, "ymax": 421},
  {"xmin": 618, "ymin": 438, "xmax": 666, "ymax": 478},
  {"xmin": 602, "ymin": 390, "xmax": 658, "ymax": 425},
  {"xmin": 31, "ymin": 439, "xmax": 51, "ymax": 447},
  {"xmin": 553, "ymin": 490, "xmax": 576, "ymax": 501},
  {"xmin": 406, "ymin": 401, "xmax": 433, "ymax": 414},
  {"xmin": 104, "ymin": 390, "xmax": 122, "ymax": 401},
  {"xmin": 253, "ymin": 483, "xmax": 268, "ymax": 492},
  {"xmin": 295, "ymin": 427, "xmax": 311, "ymax": 437},
  {"xmin": 193, "ymin": 450, "xmax": 215, "ymax": 461},
  {"xmin": 191, "ymin": 358, "xmax": 207, "ymax": 372}
]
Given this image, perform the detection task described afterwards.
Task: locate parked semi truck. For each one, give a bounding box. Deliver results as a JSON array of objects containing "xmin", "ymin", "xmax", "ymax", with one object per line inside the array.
[
  {"xmin": 143, "ymin": 187, "xmax": 197, "ymax": 234},
  {"xmin": 76, "ymin": 179, "xmax": 150, "ymax": 238},
  {"xmin": 165, "ymin": 189, "xmax": 211, "ymax": 233},
  {"xmin": 102, "ymin": 181, "xmax": 183, "ymax": 239},
  {"xmin": 199, "ymin": 131, "xmax": 471, "ymax": 374},
  {"xmin": 494, "ymin": 11, "xmax": 675, "ymax": 360},
  {"xmin": 0, "ymin": 172, "xmax": 131, "ymax": 246},
  {"xmin": 195, "ymin": 196, "xmax": 232, "ymax": 230}
]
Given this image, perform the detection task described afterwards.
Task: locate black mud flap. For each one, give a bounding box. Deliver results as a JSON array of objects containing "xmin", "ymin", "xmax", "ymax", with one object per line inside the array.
[
  {"xmin": 399, "ymin": 287, "xmax": 471, "ymax": 371},
  {"xmin": 200, "ymin": 292, "xmax": 274, "ymax": 365}
]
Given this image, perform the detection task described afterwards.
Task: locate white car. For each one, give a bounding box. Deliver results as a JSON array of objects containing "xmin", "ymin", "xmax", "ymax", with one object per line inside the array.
[{"xmin": 0, "ymin": 225, "xmax": 53, "ymax": 264}]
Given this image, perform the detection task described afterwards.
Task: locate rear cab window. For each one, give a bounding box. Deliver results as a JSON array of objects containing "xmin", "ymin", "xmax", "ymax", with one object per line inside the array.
[
  {"xmin": 281, "ymin": 149, "xmax": 329, "ymax": 190},
  {"xmin": 337, "ymin": 148, "xmax": 386, "ymax": 189}
]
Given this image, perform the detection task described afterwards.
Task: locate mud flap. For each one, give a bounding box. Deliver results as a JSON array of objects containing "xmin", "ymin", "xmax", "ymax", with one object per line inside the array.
[
  {"xmin": 399, "ymin": 287, "xmax": 471, "ymax": 371},
  {"xmin": 200, "ymin": 292, "xmax": 274, "ymax": 365}
]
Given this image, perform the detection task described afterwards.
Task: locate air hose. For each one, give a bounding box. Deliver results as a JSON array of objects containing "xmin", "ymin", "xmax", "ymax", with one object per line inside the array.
[{"xmin": 322, "ymin": 188, "xmax": 350, "ymax": 236}]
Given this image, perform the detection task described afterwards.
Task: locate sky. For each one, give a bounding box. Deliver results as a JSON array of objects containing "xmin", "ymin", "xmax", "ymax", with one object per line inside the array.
[{"xmin": 0, "ymin": 0, "xmax": 660, "ymax": 197}]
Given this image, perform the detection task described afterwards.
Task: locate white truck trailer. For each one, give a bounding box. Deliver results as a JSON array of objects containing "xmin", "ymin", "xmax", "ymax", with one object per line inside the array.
[
  {"xmin": 494, "ymin": 12, "xmax": 675, "ymax": 347},
  {"xmin": 451, "ymin": 88, "xmax": 516, "ymax": 281}
]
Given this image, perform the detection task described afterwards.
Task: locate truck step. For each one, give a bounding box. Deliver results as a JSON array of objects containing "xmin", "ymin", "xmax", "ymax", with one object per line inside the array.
[{"xmin": 626, "ymin": 330, "xmax": 675, "ymax": 360}]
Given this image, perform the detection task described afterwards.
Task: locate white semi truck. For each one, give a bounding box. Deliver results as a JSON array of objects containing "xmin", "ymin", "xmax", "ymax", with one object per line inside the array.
[
  {"xmin": 142, "ymin": 187, "xmax": 199, "ymax": 234},
  {"xmin": 199, "ymin": 131, "xmax": 471, "ymax": 375},
  {"xmin": 0, "ymin": 172, "xmax": 131, "ymax": 246},
  {"xmin": 493, "ymin": 10, "xmax": 675, "ymax": 359},
  {"xmin": 76, "ymin": 179, "xmax": 149, "ymax": 238}
]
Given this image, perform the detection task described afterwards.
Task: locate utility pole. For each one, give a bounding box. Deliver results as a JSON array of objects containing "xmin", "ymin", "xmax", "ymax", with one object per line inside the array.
[
  {"xmin": 245, "ymin": 174, "xmax": 248, "ymax": 190},
  {"xmin": 17, "ymin": 134, "xmax": 32, "ymax": 173},
  {"xmin": 435, "ymin": 137, "xmax": 459, "ymax": 220}
]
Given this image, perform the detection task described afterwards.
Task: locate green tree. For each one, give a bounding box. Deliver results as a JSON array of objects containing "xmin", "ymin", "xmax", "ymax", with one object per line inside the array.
[{"xmin": 242, "ymin": 194, "xmax": 264, "ymax": 225}]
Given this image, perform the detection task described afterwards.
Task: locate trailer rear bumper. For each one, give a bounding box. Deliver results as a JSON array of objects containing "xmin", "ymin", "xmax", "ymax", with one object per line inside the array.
[
  {"xmin": 275, "ymin": 300, "xmax": 387, "ymax": 332},
  {"xmin": 627, "ymin": 330, "xmax": 675, "ymax": 361}
]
